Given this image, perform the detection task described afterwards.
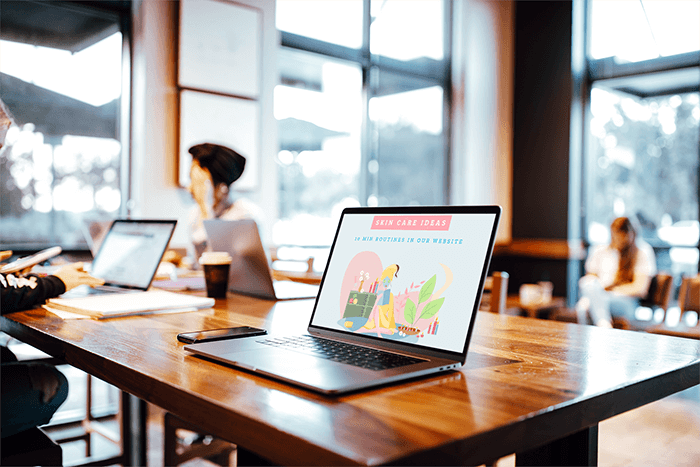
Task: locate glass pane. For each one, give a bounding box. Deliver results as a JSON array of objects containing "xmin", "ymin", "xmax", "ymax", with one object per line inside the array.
[
  {"xmin": 0, "ymin": 4, "xmax": 122, "ymax": 249},
  {"xmin": 370, "ymin": 0, "xmax": 444, "ymax": 61},
  {"xmin": 369, "ymin": 69, "xmax": 445, "ymax": 206},
  {"xmin": 589, "ymin": 0, "xmax": 700, "ymax": 62},
  {"xmin": 276, "ymin": 0, "xmax": 363, "ymax": 49},
  {"xmin": 585, "ymin": 85, "xmax": 699, "ymax": 277},
  {"xmin": 274, "ymin": 48, "xmax": 362, "ymax": 247}
]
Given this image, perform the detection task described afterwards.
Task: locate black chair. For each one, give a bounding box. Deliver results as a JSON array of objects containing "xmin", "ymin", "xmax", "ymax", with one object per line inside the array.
[
  {"xmin": 3, "ymin": 337, "xmax": 137, "ymax": 466},
  {"xmin": 1, "ymin": 427, "xmax": 62, "ymax": 466}
]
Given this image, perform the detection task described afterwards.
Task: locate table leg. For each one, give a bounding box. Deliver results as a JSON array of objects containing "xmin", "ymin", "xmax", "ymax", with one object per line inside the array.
[
  {"xmin": 516, "ymin": 425, "xmax": 598, "ymax": 467},
  {"xmin": 121, "ymin": 393, "xmax": 148, "ymax": 466}
]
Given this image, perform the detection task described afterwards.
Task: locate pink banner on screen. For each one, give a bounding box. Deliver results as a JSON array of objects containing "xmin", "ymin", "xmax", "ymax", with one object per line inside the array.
[{"xmin": 371, "ymin": 215, "xmax": 452, "ymax": 231}]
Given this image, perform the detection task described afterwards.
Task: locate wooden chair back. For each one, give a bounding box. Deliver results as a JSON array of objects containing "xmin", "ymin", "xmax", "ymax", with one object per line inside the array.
[
  {"xmin": 481, "ymin": 271, "xmax": 509, "ymax": 314},
  {"xmin": 678, "ymin": 275, "xmax": 700, "ymax": 316},
  {"xmin": 645, "ymin": 275, "xmax": 700, "ymax": 338},
  {"xmin": 639, "ymin": 273, "xmax": 674, "ymax": 321}
]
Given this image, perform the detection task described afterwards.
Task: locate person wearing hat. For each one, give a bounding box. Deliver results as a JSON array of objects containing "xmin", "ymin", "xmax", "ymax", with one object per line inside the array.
[{"xmin": 186, "ymin": 143, "xmax": 263, "ymax": 265}]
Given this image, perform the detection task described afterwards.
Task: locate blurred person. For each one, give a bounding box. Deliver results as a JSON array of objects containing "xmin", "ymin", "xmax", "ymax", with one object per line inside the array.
[
  {"xmin": 1, "ymin": 260, "xmax": 104, "ymax": 438},
  {"xmin": 184, "ymin": 143, "xmax": 263, "ymax": 266},
  {"xmin": 576, "ymin": 217, "xmax": 657, "ymax": 327}
]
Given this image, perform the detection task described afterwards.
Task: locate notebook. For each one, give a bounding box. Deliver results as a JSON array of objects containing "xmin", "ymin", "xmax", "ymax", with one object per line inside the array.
[
  {"xmin": 45, "ymin": 289, "xmax": 215, "ymax": 319},
  {"xmin": 203, "ymin": 219, "xmax": 319, "ymax": 300},
  {"xmin": 58, "ymin": 219, "xmax": 178, "ymax": 298},
  {"xmin": 185, "ymin": 205, "xmax": 501, "ymax": 395}
]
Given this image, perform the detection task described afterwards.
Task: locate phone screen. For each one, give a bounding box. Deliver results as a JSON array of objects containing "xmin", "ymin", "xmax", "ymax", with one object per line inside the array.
[{"xmin": 177, "ymin": 326, "xmax": 267, "ymax": 344}]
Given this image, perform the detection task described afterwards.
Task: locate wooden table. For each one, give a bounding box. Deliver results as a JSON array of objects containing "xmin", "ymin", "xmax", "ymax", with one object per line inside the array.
[
  {"xmin": 647, "ymin": 323, "xmax": 700, "ymax": 340},
  {"xmin": 2, "ymin": 293, "xmax": 699, "ymax": 466}
]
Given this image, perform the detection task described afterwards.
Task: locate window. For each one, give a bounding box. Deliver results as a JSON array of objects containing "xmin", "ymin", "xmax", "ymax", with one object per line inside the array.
[
  {"xmin": 274, "ymin": 0, "xmax": 451, "ymax": 250},
  {"xmin": 589, "ymin": 0, "xmax": 700, "ymax": 62},
  {"xmin": 584, "ymin": 0, "xmax": 700, "ymax": 279},
  {"xmin": 275, "ymin": 48, "xmax": 363, "ymax": 248},
  {"xmin": 0, "ymin": 1, "xmax": 129, "ymax": 250}
]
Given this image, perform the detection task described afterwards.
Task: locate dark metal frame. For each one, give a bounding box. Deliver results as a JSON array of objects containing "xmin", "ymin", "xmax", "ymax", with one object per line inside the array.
[
  {"xmin": 577, "ymin": 0, "xmax": 700, "ymax": 273},
  {"xmin": 279, "ymin": 0, "xmax": 453, "ymax": 207}
]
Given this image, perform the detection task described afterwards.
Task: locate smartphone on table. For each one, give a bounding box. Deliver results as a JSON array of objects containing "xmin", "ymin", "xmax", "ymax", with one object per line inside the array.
[{"xmin": 177, "ymin": 326, "xmax": 267, "ymax": 344}]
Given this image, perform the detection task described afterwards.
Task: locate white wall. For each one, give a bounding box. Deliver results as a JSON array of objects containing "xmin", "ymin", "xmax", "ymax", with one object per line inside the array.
[
  {"xmin": 130, "ymin": 0, "xmax": 278, "ymax": 249},
  {"xmin": 451, "ymin": 0, "xmax": 514, "ymax": 243}
]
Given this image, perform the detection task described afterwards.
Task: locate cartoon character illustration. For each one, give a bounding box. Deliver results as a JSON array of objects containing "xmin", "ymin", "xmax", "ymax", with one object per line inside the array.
[
  {"xmin": 339, "ymin": 252, "xmax": 452, "ymax": 340},
  {"xmin": 363, "ymin": 264, "xmax": 400, "ymax": 334}
]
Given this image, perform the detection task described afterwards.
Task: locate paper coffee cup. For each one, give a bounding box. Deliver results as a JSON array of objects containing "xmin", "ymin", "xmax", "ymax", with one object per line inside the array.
[{"xmin": 200, "ymin": 252, "xmax": 232, "ymax": 298}]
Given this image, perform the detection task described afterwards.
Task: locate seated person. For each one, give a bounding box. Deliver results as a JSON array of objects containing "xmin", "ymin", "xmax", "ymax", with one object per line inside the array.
[
  {"xmin": 1, "ymin": 260, "xmax": 104, "ymax": 438},
  {"xmin": 183, "ymin": 143, "xmax": 264, "ymax": 267},
  {"xmin": 576, "ymin": 217, "xmax": 656, "ymax": 327}
]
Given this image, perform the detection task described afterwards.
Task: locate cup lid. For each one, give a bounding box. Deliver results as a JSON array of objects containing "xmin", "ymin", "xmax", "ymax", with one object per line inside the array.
[{"xmin": 200, "ymin": 251, "xmax": 232, "ymax": 264}]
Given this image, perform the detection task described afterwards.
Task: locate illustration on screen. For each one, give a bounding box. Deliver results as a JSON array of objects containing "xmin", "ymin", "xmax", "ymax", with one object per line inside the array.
[{"xmin": 337, "ymin": 251, "xmax": 452, "ymax": 343}]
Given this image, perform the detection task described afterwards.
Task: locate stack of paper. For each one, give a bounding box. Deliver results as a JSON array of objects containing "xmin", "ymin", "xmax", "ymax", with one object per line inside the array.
[{"xmin": 46, "ymin": 290, "xmax": 215, "ymax": 319}]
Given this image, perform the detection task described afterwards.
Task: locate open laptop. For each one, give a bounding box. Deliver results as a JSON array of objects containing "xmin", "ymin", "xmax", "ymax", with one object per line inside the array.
[
  {"xmin": 186, "ymin": 205, "xmax": 501, "ymax": 395},
  {"xmin": 81, "ymin": 219, "xmax": 112, "ymax": 257},
  {"xmin": 61, "ymin": 219, "xmax": 177, "ymax": 298},
  {"xmin": 203, "ymin": 219, "xmax": 319, "ymax": 300}
]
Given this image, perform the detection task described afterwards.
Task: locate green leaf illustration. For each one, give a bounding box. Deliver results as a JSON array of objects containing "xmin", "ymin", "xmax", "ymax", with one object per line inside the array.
[
  {"xmin": 418, "ymin": 275, "xmax": 437, "ymax": 304},
  {"xmin": 419, "ymin": 297, "xmax": 445, "ymax": 321},
  {"xmin": 405, "ymin": 298, "xmax": 417, "ymax": 324}
]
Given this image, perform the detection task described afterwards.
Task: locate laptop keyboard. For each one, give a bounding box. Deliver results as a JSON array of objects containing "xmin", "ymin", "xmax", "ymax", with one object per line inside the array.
[{"xmin": 258, "ymin": 335, "xmax": 425, "ymax": 371}]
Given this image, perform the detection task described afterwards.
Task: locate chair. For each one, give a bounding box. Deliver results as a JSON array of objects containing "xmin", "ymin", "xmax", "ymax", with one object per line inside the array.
[
  {"xmin": 4, "ymin": 337, "xmax": 137, "ymax": 466},
  {"xmin": 639, "ymin": 273, "xmax": 674, "ymax": 319},
  {"xmin": 612, "ymin": 273, "xmax": 674, "ymax": 330},
  {"xmin": 163, "ymin": 413, "xmax": 235, "ymax": 466},
  {"xmin": 480, "ymin": 271, "xmax": 509, "ymax": 313},
  {"xmin": 647, "ymin": 274, "xmax": 700, "ymax": 339},
  {"xmin": 1, "ymin": 427, "xmax": 62, "ymax": 466},
  {"xmin": 678, "ymin": 274, "xmax": 700, "ymax": 317},
  {"xmin": 163, "ymin": 413, "xmax": 273, "ymax": 466}
]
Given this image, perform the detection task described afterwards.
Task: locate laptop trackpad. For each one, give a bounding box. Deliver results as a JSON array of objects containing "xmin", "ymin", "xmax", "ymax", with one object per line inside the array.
[{"xmin": 223, "ymin": 348, "xmax": 353, "ymax": 387}]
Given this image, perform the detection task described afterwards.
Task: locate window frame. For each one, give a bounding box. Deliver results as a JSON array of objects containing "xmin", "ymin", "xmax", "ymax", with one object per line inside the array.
[
  {"xmin": 277, "ymin": 0, "xmax": 453, "ymax": 208},
  {"xmin": 579, "ymin": 0, "xmax": 700, "ymax": 271},
  {"xmin": 0, "ymin": 0, "xmax": 132, "ymax": 253}
]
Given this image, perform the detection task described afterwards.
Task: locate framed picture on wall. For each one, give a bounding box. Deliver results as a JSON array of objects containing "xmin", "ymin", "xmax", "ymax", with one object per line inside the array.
[
  {"xmin": 179, "ymin": 90, "xmax": 260, "ymax": 191},
  {"xmin": 179, "ymin": 0, "xmax": 261, "ymax": 99}
]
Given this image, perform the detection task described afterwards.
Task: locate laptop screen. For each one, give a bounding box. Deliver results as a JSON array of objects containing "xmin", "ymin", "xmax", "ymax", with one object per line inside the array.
[
  {"xmin": 90, "ymin": 220, "xmax": 176, "ymax": 289},
  {"xmin": 310, "ymin": 207, "xmax": 500, "ymax": 354}
]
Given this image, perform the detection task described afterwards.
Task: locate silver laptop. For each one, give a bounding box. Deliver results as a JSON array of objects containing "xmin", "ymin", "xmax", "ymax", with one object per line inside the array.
[
  {"xmin": 186, "ymin": 205, "xmax": 501, "ymax": 395},
  {"xmin": 81, "ymin": 219, "xmax": 112, "ymax": 257},
  {"xmin": 203, "ymin": 219, "xmax": 319, "ymax": 300},
  {"xmin": 61, "ymin": 219, "xmax": 177, "ymax": 297}
]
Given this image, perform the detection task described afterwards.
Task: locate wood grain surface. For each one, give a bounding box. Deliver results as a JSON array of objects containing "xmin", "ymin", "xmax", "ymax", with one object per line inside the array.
[{"xmin": 2, "ymin": 293, "xmax": 699, "ymax": 466}]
